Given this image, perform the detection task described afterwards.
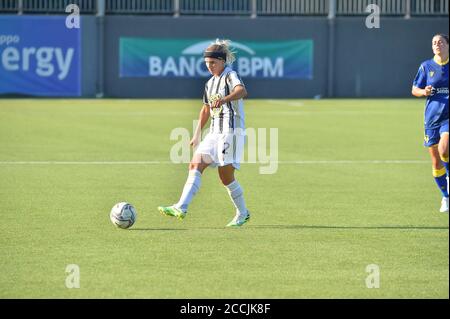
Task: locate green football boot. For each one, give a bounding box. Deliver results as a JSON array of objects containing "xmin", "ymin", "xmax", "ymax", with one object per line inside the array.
[
  {"xmin": 158, "ymin": 205, "xmax": 186, "ymax": 220},
  {"xmin": 226, "ymin": 211, "xmax": 250, "ymax": 227}
]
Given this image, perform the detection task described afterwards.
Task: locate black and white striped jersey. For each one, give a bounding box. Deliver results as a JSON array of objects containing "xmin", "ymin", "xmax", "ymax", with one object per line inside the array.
[{"xmin": 203, "ymin": 67, "xmax": 245, "ymax": 135}]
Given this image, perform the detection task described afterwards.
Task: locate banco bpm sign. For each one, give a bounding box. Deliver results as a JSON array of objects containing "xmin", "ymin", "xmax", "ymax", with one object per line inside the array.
[{"xmin": 120, "ymin": 38, "xmax": 313, "ymax": 79}]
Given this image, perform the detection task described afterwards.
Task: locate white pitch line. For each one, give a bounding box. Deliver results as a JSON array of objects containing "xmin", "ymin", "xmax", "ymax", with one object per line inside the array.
[
  {"xmin": 279, "ymin": 160, "xmax": 428, "ymax": 164},
  {"xmin": 0, "ymin": 160, "xmax": 429, "ymax": 165},
  {"xmin": 0, "ymin": 161, "xmax": 171, "ymax": 165}
]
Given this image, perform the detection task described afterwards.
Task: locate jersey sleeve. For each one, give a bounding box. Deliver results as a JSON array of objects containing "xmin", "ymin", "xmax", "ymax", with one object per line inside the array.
[
  {"xmin": 412, "ymin": 64, "xmax": 427, "ymax": 89},
  {"xmin": 227, "ymin": 71, "xmax": 245, "ymax": 90}
]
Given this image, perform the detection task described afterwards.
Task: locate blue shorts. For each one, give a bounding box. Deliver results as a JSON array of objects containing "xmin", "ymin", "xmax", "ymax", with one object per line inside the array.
[{"xmin": 424, "ymin": 120, "xmax": 449, "ymax": 147}]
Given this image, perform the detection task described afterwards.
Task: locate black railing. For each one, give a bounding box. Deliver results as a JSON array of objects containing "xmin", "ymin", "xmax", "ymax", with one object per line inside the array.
[{"xmin": 0, "ymin": 0, "xmax": 448, "ymax": 16}]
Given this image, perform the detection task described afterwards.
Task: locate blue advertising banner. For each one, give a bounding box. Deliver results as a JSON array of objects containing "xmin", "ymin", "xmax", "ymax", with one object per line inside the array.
[{"xmin": 0, "ymin": 16, "xmax": 81, "ymax": 96}]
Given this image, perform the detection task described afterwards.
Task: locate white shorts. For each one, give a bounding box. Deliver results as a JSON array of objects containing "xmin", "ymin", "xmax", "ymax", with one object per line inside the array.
[{"xmin": 194, "ymin": 133, "xmax": 245, "ymax": 170}]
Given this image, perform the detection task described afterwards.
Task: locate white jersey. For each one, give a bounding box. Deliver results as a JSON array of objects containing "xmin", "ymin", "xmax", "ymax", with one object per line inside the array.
[{"xmin": 203, "ymin": 67, "xmax": 245, "ymax": 135}]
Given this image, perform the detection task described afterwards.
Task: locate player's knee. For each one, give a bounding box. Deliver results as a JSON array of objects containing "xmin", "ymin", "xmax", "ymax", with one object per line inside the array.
[
  {"xmin": 218, "ymin": 174, "xmax": 234, "ymax": 186},
  {"xmin": 189, "ymin": 161, "xmax": 209, "ymax": 173},
  {"xmin": 438, "ymin": 148, "xmax": 449, "ymax": 160},
  {"xmin": 438, "ymin": 143, "xmax": 449, "ymax": 159},
  {"xmin": 189, "ymin": 160, "xmax": 202, "ymax": 171},
  {"xmin": 440, "ymin": 154, "xmax": 449, "ymax": 164},
  {"xmin": 431, "ymin": 160, "xmax": 443, "ymax": 170},
  {"xmin": 189, "ymin": 155, "xmax": 202, "ymax": 171},
  {"xmin": 220, "ymin": 177, "xmax": 233, "ymax": 186},
  {"xmin": 189, "ymin": 163, "xmax": 205, "ymax": 172}
]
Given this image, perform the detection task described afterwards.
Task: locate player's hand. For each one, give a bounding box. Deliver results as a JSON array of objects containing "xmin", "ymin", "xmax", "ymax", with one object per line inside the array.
[
  {"xmin": 424, "ymin": 85, "xmax": 434, "ymax": 96},
  {"xmin": 190, "ymin": 136, "xmax": 200, "ymax": 148},
  {"xmin": 212, "ymin": 97, "xmax": 224, "ymax": 109}
]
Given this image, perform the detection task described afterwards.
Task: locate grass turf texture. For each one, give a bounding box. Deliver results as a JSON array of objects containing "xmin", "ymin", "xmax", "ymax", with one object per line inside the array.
[{"xmin": 0, "ymin": 99, "xmax": 448, "ymax": 298}]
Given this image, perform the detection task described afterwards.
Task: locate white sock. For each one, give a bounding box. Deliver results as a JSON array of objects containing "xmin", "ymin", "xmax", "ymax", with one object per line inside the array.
[
  {"xmin": 175, "ymin": 169, "xmax": 202, "ymax": 212},
  {"xmin": 225, "ymin": 180, "xmax": 248, "ymax": 215}
]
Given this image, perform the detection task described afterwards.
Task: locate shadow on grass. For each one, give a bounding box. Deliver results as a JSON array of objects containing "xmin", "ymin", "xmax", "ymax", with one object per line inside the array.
[
  {"xmin": 249, "ymin": 225, "xmax": 449, "ymax": 230},
  {"xmin": 127, "ymin": 225, "xmax": 449, "ymax": 231},
  {"xmin": 129, "ymin": 228, "xmax": 188, "ymax": 231},
  {"xmin": 130, "ymin": 227, "xmax": 230, "ymax": 231}
]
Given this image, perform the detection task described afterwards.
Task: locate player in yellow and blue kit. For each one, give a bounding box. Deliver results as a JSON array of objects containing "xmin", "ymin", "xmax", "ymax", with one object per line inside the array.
[{"xmin": 412, "ymin": 34, "xmax": 449, "ymax": 213}]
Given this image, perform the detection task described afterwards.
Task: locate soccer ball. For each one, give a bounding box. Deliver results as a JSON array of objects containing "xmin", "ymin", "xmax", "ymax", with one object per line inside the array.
[{"xmin": 110, "ymin": 202, "xmax": 137, "ymax": 229}]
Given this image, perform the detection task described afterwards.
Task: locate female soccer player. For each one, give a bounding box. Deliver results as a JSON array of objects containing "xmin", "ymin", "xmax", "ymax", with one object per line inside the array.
[
  {"xmin": 412, "ymin": 34, "xmax": 449, "ymax": 213},
  {"xmin": 158, "ymin": 39, "xmax": 251, "ymax": 227}
]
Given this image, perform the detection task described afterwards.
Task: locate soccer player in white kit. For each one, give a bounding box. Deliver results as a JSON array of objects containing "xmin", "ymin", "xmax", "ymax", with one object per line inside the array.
[{"xmin": 158, "ymin": 39, "xmax": 250, "ymax": 227}]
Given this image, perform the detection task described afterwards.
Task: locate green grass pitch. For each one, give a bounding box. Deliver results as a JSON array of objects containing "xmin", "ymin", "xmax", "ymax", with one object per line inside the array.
[{"xmin": 0, "ymin": 98, "xmax": 448, "ymax": 298}]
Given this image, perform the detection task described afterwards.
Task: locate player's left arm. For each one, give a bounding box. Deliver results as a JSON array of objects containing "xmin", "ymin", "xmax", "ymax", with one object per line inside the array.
[
  {"xmin": 224, "ymin": 85, "xmax": 247, "ymax": 102},
  {"xmin": 213, "ymin": 85, "xmax": 247, "ymax": 108}
]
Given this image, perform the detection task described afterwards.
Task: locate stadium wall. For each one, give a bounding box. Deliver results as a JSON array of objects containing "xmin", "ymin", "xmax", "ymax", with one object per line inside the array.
[
  {"xmin": 101, "ymin": 15, "xmax": 448, "ymax": 98},
  {"xmin": 103, "ymin": 16, "xmax": 329, "ymax": 99},
  {"xmin": 333, "ymin": 17, "xmax": 449, "ymax": 98},
  {"xmin": 0, "ymin": 15, "xmax": 448, "ymax": 98},
  {"xmin": 81, "ymin": 16, "xmax": 99, "ymax": 97}
]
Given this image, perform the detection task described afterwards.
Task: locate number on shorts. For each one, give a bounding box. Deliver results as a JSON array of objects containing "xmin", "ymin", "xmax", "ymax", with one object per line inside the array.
[{"xmin": 222, "ymin": 142, "xmax": 230, "ymax": 154}]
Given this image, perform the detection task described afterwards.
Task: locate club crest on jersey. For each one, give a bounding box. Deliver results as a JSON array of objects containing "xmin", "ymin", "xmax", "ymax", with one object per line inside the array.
[
  {"xmin": 429, "ymin": 71, "xmax": 435, "ymax": 77},
  {"xmin": 424, "ymin": 135, "xmax": 430, "ymax": 143},
  {"xmin": 209, "ymin": 93, "xmax": 223, "ymax": 117}
]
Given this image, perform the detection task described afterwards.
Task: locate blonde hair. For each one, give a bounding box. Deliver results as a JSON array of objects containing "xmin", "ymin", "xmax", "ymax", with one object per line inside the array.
[{"xmin": 205, "ymin": 39, "xmax": 236, "ymax": 65}]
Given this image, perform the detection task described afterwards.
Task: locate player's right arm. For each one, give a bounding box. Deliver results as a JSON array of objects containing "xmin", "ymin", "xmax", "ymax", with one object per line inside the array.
[
  {"xmin": 190, "ymin": 104, "xmax": 210, "ymax": 147},
  {"xmin": 412, "ymin": 63, "xmax": 434, "ymax": 97},
  {"xmin": 412, "ymin": 85, "xmax": 433, "ymax": 97}
]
